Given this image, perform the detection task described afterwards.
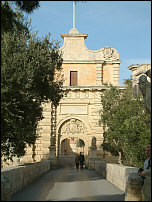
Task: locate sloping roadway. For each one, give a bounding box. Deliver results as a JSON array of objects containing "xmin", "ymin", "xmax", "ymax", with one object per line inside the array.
[{"xmin": 11, "ymin": 156, "xmax": 125, "ymax": 201}]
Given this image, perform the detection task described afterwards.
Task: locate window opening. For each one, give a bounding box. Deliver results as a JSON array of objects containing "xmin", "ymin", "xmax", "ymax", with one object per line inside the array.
[{"xmin": 70, "ymin": 71, "xmax": 78, "ymax": 86}]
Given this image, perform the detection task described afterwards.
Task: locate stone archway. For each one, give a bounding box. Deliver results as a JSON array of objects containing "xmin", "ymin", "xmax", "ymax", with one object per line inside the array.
[
  {"xmin": 60, "ymin": 137, "xmax": 86, "ymax": 156},
  {"xmin": 56, "ymin": 117, "xmax": 91, "ymax": 157},
  {"xmin": 61, "ymin": 138, "xmax": 69, "ymax": 156}
]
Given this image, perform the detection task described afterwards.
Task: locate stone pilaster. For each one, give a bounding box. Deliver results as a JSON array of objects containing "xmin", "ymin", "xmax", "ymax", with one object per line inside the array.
[
  {"xmin": 96, "ymin": 64, "xmax": 103, "ymax": 85},
  {"xmin": 113, "ymin": 63, "xmax": 119, "ymax": 86},
  {"xmin": 88, "ymin": 146, "xmax": 97, "ymax": 170},
  {"xmin": 49, "ymin": 103, "xmax": 57, "ymax": 169}
]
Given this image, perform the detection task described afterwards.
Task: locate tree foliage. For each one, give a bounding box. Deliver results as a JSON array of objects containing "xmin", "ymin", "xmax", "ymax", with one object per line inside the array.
[
  {"xmin": 99, "ymin": 80, "xmax": 151, "ymax": 168},
  {"xmin": 1, "ymin": 1, "xmax": 40, "ymax": 33},
  {"xmin": 1, "ymin": 10, "xmax": 64, "ymax": 161},
  {"xmin": 77, "ymin": 139, "xmax": 85, "ymax": 147}
]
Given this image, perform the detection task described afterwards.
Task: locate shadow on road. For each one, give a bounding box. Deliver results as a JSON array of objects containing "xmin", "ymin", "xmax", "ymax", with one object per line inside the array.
[
  {"xmin": 11, "ymin": 156, "xmax": 125, "ymax": 201},
  {"xmin": 46, "ymin": 194, "xmax": 125, "ymax": 201}
]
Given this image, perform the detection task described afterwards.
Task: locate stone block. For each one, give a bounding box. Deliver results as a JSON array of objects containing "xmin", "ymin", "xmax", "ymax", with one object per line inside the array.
[
  {"xmin": 125, "ymin": 173, "xmax": 142, "ymax": 201},
  {"xmin": 95, "ymin": 160, "xmax": 107, "ymax": 178},
  {"xmin": 142, "ymin": 172, "xmax": 151, "ymax": 201},
  {"xmin": 88, "ymin": 158, "xmax": 96, "ymax": 170},
  {"xmin": 1, "ymin": 175, "xmax": 11, "ymax": 201}
]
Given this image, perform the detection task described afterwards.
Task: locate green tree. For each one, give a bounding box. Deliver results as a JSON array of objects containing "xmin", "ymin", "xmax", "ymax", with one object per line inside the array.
[
  {"xmin": 1, "ymin": 1, "xmax": 40, "ymax": 33},
  {"xmin": 77, "ymin": 139, "xmax": 85, "ymax": 147},
  {"xmin": 1, "ymin": 10, "xmax": 64, "ymax": 161},
  {"xmin": 99, "ymin": 80, "xmax": 151, "ymax": 168},
  {"xmin": 77, "ymin": 139, "xmax": 85, "ymax": 153}
]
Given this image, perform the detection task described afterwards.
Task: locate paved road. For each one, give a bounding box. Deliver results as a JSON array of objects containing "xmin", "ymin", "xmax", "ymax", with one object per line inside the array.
[{"xmin": 11, "ymin": 157, "xmax": 125, "ymax": 201}]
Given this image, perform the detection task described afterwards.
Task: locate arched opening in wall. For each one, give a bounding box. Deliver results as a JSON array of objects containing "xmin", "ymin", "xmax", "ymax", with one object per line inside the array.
[
  {"xmin": 58, "ymin": 117, "xmax": 91, "ymax": 157},
  {"xmin": 61, "ymin": 137, "xmax": 82, "ymax": 156},
  {"xmin": 77, "ymin": 139, "xmax": 85, "ymax": 154},
  {"xmin": 61, "ymin": 138, "xmax": 69, "ymax": 156}
]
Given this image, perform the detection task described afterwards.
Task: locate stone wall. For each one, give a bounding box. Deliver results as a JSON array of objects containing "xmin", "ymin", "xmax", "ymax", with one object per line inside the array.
[
  {"xmin": 1, "ymin": 160, "xmax": 51, "ymax": 201},
  {"xmin": 94, "ymin": 160, "xmax": 143, "ymax": 201},
  {"xmin": 106, "ymin": 163, "xmax": 138, "ymax": 191},
  {"xmin": 125, "ymin": 173, "xmax": 142, "ymax": 201},
  {"xmin": 95, "ymin": 160, "xmax": 139, "ymax": 191}
]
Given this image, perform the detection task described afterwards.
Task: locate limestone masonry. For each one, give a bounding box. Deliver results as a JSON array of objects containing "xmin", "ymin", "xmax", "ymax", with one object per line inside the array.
[{"xmin": 2, "ymin": 28, "xmax": 123, "ymax": 167}]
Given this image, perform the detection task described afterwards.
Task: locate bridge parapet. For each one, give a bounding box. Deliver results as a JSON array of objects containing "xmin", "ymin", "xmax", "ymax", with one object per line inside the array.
[
  {"xmin": 94, "ymin": 160, "xmax": 143, "ymax": 201},
  {"xmin": 125, "ymin": 173, "xmax": 142, "ymax": 201},
  {"xmin": 1, "ymin": 160, "xmax": 51, "ymax": 201}
]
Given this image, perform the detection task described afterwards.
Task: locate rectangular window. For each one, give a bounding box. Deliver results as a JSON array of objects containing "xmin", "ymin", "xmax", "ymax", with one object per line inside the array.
[{"xmin": 70, "ymin": 71, "xmax": 78, "ymax": 86}]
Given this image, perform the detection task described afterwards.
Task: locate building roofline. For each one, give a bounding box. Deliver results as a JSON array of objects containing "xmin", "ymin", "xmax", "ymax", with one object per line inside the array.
[{"xmin": 62, "ymin": 86, "xmax": 126, "ymax": 91}]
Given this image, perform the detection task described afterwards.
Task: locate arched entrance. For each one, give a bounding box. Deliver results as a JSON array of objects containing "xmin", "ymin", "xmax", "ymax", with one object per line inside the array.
[
  {"xmin": 56, "ymin": 117, "xmax": 92, "ymax": 157},
  {"xmin": 77, "ymin": 138, "xmax": 85, "ymax": 154},
  {"xmin": 61, "ymin": 138, "xmax": 85, "ymax": 156}
]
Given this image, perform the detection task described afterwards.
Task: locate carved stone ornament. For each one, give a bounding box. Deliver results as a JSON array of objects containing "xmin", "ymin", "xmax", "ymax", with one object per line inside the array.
[
  {"xmin": 91, "ymin": 137, "xmax": 96, "ymax": 147},
  {"xmin": 103, "ymin": 46, "xmax": 117, "ymax": 59},
  {"xmin": 139, "ymin": 69, "xmax": 151, "ymax": 114},
  {"xmin": 51, "ymin": 136, "xmax": 56, "ymax": 146},
  {"xmin": 61, "ymin": 119, "xmax": 87, "ymax": 135}
]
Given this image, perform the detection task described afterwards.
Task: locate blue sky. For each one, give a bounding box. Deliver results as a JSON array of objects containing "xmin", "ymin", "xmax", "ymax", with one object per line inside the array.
[{"xmin": 27, "ymin": 1, "xmax": 151, "ymax": 86}]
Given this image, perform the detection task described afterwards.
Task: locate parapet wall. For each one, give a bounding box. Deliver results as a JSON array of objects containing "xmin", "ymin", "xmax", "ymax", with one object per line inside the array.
[
  {"xmin": 95, "ymin": 160, "xmax": 138, "ymax": 191},
  {"xmin": 1, "ymin": 160, "xmax": 51, "ymax": 201},
  {"xmin": 94, "ymin": 160, "xmax": 144, "ymax": 201}
]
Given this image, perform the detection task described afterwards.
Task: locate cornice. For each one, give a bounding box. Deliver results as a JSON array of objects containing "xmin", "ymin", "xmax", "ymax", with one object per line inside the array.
[
  {"xmin": 62, "ymin": 60, "xmax": 121, "ymax": 64},
  {"xmin": 61, "ymin": 33, "xmax": 88, "ymax": 39},
  {"xmin": 62, "ymin": 86, "xmax": 126, "ymax": 91}
]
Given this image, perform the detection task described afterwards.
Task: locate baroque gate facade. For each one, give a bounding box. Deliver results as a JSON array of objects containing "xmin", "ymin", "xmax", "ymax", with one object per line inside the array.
[
  {"xmin": 32, "ymin": 27, "xmax": 121, "ymax": 163},
  {"xmin": 3, "ymin": 28, "xmax": 122, "ymax": 167},
  {"xmin": 54, "ymin": 27, "xmax": 121, "ymax": 160}
]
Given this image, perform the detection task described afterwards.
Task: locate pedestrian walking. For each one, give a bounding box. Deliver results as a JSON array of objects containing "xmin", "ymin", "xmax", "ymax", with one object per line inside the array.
[
  {"xmin": 79, "ymin": 152, "xmax": 85, "ymax": 169},
  {"xmin": 75, "ymin": 154, "xmax": 79, "ymax": 169}
]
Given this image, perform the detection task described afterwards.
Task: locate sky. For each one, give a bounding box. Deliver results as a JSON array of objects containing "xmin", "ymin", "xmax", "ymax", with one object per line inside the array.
[{"xmin": 26, "ymin": 1, "xmax": 151, "ymax": 86}]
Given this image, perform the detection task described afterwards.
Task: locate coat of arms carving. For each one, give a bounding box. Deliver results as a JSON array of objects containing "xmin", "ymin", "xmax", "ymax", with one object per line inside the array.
[
  {"xmin": 61, "ymin": 119, "xmax": 87, "ymax": 135},
  {"xmin": 103, "ymin": 46, "xmax": 117, "ymax": 59}
]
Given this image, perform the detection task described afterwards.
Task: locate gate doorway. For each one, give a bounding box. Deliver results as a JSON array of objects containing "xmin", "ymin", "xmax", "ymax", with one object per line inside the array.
[{"xmin": 61, "ymin": 138, "xmax": 85, "ymax": 156}]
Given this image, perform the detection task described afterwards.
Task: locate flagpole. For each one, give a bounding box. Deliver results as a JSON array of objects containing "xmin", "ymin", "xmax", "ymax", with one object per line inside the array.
[{"xmin": 73, "ymin": 1, "xmax": 75, "ymax": 28}]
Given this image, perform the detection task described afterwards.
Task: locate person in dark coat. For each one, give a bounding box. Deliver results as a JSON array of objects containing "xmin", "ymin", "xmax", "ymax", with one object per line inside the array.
[
  {"xmin": 79, "ymin": 152, "xmax": 85, "ymax": 169},
  {"xmin": 75, "ymin": 154, "xmax": 79, "ymax": 169}
]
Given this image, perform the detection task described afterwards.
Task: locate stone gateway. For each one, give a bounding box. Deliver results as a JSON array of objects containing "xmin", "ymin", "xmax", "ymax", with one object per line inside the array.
[{"xmin": 2, "ymin": 28, "xmax": 123, "ymax": 167}]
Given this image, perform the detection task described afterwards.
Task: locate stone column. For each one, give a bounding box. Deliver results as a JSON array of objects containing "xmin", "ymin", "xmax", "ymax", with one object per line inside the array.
[
  {"xmin": 32, "ymin": 142, "xmax": 36, "ymax": 162},
  {"xmin": 88, "ymin": 146, "xmax": 97, "ymax": 170},
  {"xmin": 88, "ymin": 137, "xmax": 97, "ymax": 170},
  {"xmin": 49, "ymin": 103, "xmax": 57, "ymax": 169}
]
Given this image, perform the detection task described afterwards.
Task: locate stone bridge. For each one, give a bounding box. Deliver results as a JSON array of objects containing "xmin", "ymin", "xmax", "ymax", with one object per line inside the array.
[{"xmin": 2, "ymin": 156, "xmax": 150, "ymax": 201}]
